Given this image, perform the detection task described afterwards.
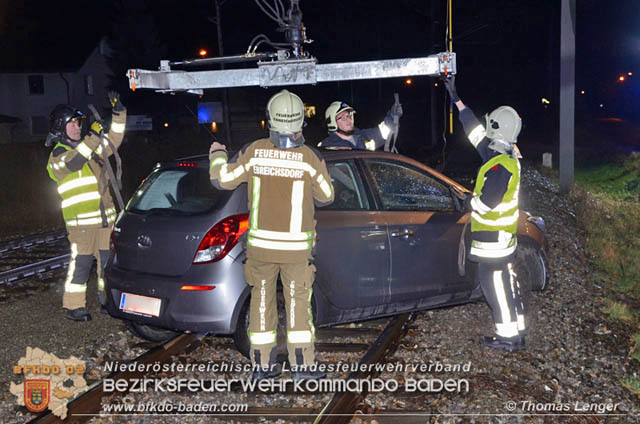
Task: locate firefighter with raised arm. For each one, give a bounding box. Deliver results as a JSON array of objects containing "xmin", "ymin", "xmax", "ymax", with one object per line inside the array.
[
  {"xmin": 209, "ymin": 90, "xmax": 334, "ymax": 380},
  {"xmin": 46, "ymin": 92, "xmax": 126, "ymax": 322},
  {"xmin": 444, "ymin": 76, "xmax": 526, "ymax": 351},
  {"xmin": 318, "ymin": 99, "xmax": 402, "ymax": 150}
]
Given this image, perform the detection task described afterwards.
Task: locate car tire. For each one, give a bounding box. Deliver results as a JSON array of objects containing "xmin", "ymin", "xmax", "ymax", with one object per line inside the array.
[
  {"xmin": 125, "ymin": 320, "xmax": 179, "ymax": 343},
  {"xmin": 233, "ymin": 299, "xmax": 251, "ymax": 359},
  {"xmin": 513, "ymin": 241, "xmax": 545, "ymax": 334}
]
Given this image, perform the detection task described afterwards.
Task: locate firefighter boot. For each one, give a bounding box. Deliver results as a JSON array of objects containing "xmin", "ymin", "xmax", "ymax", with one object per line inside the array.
[
  {"xmin": 291, "ymin": 348, "xmax": 325, "ymax": 381},
  {"xmin": 250, "ymin": 349, "xmax": 282, "ymax": 382},
  {"xmin": 66, "ymin": 307, "xmax": 92, "ymax": 322},
  {"xmin": 480, "ymin": 335, "xmax": 525, "ymax": 352}
]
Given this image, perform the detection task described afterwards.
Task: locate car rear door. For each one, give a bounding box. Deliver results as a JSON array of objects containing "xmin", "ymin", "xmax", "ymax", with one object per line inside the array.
[
  {"xmin": 315, "ymin": 159, "xmax": 390, "ymax": 309},
  {"xmin": 361, "ymin": 158, "xmax": 472, "ymax": 304}
]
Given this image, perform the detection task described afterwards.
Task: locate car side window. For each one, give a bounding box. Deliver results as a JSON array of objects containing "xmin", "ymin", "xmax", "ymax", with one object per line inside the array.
[
  {"xmin": 365, "ymin": 159, "xmax": 454, "ymax": 211},
  {"xmin": 322, "ymin": 161, "xmax": 369, "ymax": 210}
]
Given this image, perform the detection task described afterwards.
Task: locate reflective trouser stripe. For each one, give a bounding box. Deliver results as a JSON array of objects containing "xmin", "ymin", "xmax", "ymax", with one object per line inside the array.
[
  {"xmin": 97, "ymin": 278, "xmax": 104, "ymax": 290},
  {"xmin": 290, "ymin": 280, "xmax": 296, "ymax": 328},
  {"xmin": 64, "ymin": 243, "xmax": 84, "ymax": 293},
  {"xmin": 287, "ymin": 330, "xmax": 312, "ymax": 344},
  {"xmin": 479, "ymin": 262, "xmax": 524, "ymax": 339},
  {"xmin": 492, "ymin": 270, "xmax": 515, "ymax": 337},
  {"xmin": 249, "ymin": 330, "xmax": 277, "ymax": 345}
]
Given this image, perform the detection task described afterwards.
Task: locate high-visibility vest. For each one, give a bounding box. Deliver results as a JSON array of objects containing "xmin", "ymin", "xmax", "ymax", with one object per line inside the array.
[
  {"xmin": 471, "ymin": 155, "xmax": 520, "ymax": 235},
  {"xmin": 47, "ymin": 143, "xmax": 114, "ymax": 227}
]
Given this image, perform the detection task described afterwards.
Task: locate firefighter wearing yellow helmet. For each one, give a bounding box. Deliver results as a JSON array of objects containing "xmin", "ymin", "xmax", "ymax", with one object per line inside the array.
[
  {"xmin": 444, "ymin": 76, "xmax": 526, "ymax": 352},
  {"xmin": 46, "ymin": 91, "xmax": 127, "ymax": 322},
  {"xmin": 318, "ymin": 99, "xmax": 402, "ymax": 150},
  {"xmin": 209, "ymin": 89, "xmax": 334, "ymax": 381}
]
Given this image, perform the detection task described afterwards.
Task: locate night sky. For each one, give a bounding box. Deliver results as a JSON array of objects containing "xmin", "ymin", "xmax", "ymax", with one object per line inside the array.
[{"xmin": 1, "ymin": 0, "xmax": 639, "ymax": 160}]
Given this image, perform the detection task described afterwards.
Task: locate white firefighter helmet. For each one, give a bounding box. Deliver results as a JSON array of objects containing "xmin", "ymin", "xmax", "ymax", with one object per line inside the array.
[
  {"xmin": 266, "ymin": 90, "xmax": 305, "ymax": 149},
  {"xmin": 267, "ymin": 89, "xmax": 305, "ymax": 133},
  {"xmin": 325, "ymin": 101, "xmax": 355, "ymax": 132},
  {"xmin": 485, "ymin": 106, "xmax": 522, "ymax": 144}
]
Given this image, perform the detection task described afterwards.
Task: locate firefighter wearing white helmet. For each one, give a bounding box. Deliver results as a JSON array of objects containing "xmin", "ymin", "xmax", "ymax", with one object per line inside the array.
[
  {"xmin": 208, "ymin": 89, "xmax": 334, "ymax": 381},
  {"xmin": 443, "ymin": 76, "xmax": 526, "ymax": 352},
  {"xmin": 318, "ymin": 99, "xmax": 402, "ymax": 150}
]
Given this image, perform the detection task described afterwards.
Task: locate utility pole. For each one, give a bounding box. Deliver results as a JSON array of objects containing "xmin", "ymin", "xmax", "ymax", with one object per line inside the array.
[
  {"xmin": 559, "ymin": 0, "xmax": 575, "ymax": 194},
  {"xmin": 429, "ymin": 0, "xmax": 439, "ymax": 148},
  {"xmin": 212, "ymin": 0, "xmax": 233, "ymax": 147}
]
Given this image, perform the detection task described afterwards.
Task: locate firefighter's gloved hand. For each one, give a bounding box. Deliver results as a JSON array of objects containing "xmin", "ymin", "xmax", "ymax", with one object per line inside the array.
[
  {"xmin": 90, "ymin": 121, "xmax": 103, "ymax": 135},
  {"xmin": 108, "ymin": 91, "xmax": 125, "ymax": 112},
  {"xmin": 463, "ymin": 193, "xmax": 474, "ymax": 212},
  {"xmin": 209, "ymin": 141, "xmax": 227, "ymax": 155},
  {"xmin": 443, "ymin": 76, "xmax": 460, "ymax": 102},
  {"xmin": 390, "ymin": 102, "xmax": 403, "ymax": 119}
]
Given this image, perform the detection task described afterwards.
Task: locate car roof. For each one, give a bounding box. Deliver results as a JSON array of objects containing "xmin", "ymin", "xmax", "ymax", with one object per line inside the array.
[{"xmin": 164, "ymin": 149, "xmax": 470, "ymax": 193}]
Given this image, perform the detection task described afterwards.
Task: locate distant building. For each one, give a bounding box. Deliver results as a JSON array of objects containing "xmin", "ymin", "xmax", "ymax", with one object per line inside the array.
[{"xmin": 0, "ymin": 38, "xmax": 113, "ymax": 144}]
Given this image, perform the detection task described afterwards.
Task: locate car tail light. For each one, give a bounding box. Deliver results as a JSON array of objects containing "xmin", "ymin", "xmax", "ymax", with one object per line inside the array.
[
  {"xmin": 110, "ymin": 231, "xmax": 117, "ymax": 254},
  {"xmin": 193, "ymin": 214, "xmax": 249, "ymax": 264},
  {"xmin": 181, "ymin": 285, "xmax": 216, "ymax": 291}
]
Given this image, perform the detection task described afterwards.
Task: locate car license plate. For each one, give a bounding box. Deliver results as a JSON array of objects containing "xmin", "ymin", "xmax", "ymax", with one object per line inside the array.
[{"xmin": 119, "ymin": 292, "xmax": 161, "ymax": 317}]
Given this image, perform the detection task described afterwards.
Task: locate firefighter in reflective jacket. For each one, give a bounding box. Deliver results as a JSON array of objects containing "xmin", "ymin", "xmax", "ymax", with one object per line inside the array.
[
  {"xmin": 209, "ymin": 90, "xmax": 334, "ymax": 380},
  {"xmin": 318, "ymin": 100, "xmax": 402, "ymax": 150},
  {"xmin": 46, "ymin": 92, "xmax": 126, "ymax": 322},
  {"xmin": 444, "ymin": 76, "xmax": 526, "ymax": 352}
]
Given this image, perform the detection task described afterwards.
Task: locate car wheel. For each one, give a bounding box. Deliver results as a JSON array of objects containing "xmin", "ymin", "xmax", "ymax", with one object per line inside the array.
[
  {"xmin": 516, "ymin": 241, "xmax": 549, "ymax": 292},
  {"xmin": 513, "ymin": 242, "xmax": 543, "ymax": 334},
  {"xmin": 234, "ymin": 299, "xmax": 251, "ymax": 359},
  {"xmin": 125, "ymin": 320, "xmax": 179, "ymax": 343}
]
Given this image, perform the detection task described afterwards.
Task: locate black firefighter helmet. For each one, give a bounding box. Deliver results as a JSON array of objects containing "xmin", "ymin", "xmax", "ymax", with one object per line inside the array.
[{"xmin": 46, "ymin": 104, "xmax": 85, "ymax": 146}]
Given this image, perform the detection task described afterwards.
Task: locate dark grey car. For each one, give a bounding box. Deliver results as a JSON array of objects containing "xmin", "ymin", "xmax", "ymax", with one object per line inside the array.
[{"xmin": 104, "ymin": 150, "xmax": 548, "ymax": 356}]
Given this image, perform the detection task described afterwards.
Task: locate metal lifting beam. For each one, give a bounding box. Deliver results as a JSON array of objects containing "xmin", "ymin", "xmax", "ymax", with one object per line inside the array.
[{"xmin": 127, "ymin": 52, "xmax": 456, "ymax": 94}]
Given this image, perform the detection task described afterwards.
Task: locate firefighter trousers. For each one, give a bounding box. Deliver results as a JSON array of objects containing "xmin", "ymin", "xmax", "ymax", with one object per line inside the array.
[
  {"xmin": 478, "ymin": 261, "xmax": 525, "ymax": 339},
  {"xmin": 62, "ymin": 226, "xmax": 111, "ymax": 310},
  {"xmin": 244, "ymin": 258, "xmax": 316, "ymax": 368}
]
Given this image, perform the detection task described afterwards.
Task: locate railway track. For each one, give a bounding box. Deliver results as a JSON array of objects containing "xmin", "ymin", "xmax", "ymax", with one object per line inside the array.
[
  {"xmin": 25, "ymin": 314, "xmax": 415, "ymax": 423},
  {"xmin": 0, "ymin": 230, "xmax": 69, "ymax": 285}
]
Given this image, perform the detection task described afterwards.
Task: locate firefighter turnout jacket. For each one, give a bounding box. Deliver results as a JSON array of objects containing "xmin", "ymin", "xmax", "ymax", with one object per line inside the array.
[
  {"xmin": 319, "ymin": 124, "xmax": 392, "ymax": 151},
  {"xmin": 209, "ymin": 139, "xmax": 334, "ymax": 263},
  {"xmin": 459, "ymin": 107, "xmax": 520, "ymax": 262},
  {"xmin": 47, "ymin": 109, "xmax": 127, "ymax": 229}
]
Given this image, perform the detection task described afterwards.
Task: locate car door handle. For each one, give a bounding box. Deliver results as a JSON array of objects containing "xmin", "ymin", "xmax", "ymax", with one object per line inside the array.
[{"xmin": 391, "ymin": 229, "xmax": 414, "ymax": 238}]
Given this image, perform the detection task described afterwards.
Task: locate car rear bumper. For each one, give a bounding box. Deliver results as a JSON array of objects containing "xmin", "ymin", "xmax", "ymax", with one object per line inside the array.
[{"xmin": 104, "ymin": 255, "xmax": 247, "ymax": 335}]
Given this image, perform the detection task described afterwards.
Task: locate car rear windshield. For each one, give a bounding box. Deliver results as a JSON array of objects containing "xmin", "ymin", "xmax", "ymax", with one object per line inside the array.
[{"xmin": 127, "ymin": 167, "xmax": 225, "ymax": 216}]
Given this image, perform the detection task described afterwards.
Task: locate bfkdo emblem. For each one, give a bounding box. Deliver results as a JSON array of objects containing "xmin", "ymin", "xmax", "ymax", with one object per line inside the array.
[{"xmin": 24, "ymin": 379, "xmax": 50, "ymax": 412}]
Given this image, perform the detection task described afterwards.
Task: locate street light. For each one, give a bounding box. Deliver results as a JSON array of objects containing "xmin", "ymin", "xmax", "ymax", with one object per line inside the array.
[
  {"xmin": 619, "ymin": 75, "xmax": 626, "ymax": 82},
  {"xmin": 405, "ymin": 78, "xmax": 413, "ymax": 86},
  {"xmin": 199, "ymin": 48, "xmax": 208, "ymax": 57}
]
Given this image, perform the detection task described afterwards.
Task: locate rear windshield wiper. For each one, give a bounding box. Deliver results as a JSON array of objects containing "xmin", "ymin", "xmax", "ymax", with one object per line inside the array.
[{"xmin": 136, "ymin": 208, "xmax": 189, "ymax": 216}]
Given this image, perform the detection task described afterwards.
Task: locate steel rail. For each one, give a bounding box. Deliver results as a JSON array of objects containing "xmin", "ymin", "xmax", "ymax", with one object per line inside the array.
[
  {"xmin": 0, "ymin": 254, "xmax": 70, "ymax": 285},
  {"xmin": 27, "ymin": 333, "xmax": 203, "ymax": 424},
  {"xmin": 0, "ymin": 230, "xmax": 67, "ymax": 256},
  {"xmin": 313, "ymin": 313, "xmax": 413, "ymax": 424}
]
